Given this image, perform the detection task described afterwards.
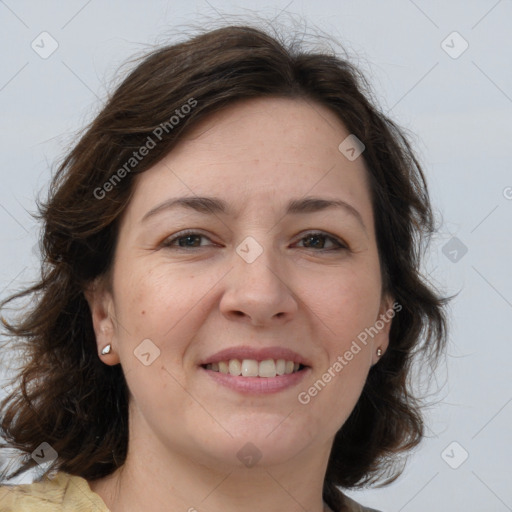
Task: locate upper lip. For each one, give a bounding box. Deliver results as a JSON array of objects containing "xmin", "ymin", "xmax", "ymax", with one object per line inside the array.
[{"xmin": 199, "ymin": 346, "xmax": 311, "ymax": 367}]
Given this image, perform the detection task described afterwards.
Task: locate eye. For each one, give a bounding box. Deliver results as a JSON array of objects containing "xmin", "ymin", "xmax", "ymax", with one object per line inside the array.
[
  {"xmin": 294, "ymin": 231, "xmax": 348, "ymax": 251},
  {"xmin": 161, "ymin": 230, "xmax": 348, "ymax": 251},
  {"xmin": 161, "ymin": 230, "xmax": 213, "ymax": 249}
]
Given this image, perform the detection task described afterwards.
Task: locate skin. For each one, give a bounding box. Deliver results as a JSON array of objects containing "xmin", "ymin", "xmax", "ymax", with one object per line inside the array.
[{"xmin": 85, "ymin": 96, "xmax": 393, "ymax": 512}]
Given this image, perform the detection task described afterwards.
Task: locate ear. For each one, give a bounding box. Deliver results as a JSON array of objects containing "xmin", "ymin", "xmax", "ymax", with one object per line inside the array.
[
  {"xmin": 371, "ymin": 294, "xmax": 398, "ymax": 366},
  {"xmin": 84, "ymin": 278, "xmax": 120, "ymax": 365}
]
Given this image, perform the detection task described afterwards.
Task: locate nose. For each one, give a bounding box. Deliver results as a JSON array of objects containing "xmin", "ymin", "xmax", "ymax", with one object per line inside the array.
[{"xmin": 219, "ymin": 243, "xmax": 299, "ymax": 327}]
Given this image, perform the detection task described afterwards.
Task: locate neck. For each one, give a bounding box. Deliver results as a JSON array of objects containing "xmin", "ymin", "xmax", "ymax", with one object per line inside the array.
[{"xmin": 89, "ymin": 418, "xmax": 334, "ymax": 512}]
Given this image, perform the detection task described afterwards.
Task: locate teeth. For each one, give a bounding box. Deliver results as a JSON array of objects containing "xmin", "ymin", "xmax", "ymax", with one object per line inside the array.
[
  {"xmin": 258, "ymin": 359, "xmax": 276, "ymax": 378},
  {"xmin": 242, "ymin": 359, "xmax": 259, "ymax": 377},
  {"xmin": 228, "ymin": 359, "xmax": 242, "ymax": 376},
  {"xmin": 205, "ymin": 358, "xmax": 303, "ymax": 377}
]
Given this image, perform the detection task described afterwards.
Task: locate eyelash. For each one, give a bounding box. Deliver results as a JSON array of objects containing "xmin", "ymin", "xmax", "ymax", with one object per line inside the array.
[{"xmin": 161, "ymin": 230, "xmax": 348, "ymax": 252}]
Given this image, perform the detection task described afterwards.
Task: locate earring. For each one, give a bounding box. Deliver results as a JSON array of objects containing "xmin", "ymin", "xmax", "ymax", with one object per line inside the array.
[
  {"xmin": 376, "ymin": 347, "xmax": 382, "ymax": 357},
  {"xmin": 101, "ymin": 344, "xmax": 112, "ymax": 355}
]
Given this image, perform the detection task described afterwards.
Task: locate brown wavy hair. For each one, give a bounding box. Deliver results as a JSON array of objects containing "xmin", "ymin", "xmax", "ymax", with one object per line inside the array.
[{"xmin": 0, "ymin": 22, "xmax": 450, "ymax": 511}]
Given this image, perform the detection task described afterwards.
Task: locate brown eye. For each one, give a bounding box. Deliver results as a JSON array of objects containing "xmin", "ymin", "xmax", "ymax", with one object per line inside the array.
[{"xmin": 295, "ymin": 232, "xmax": 347, "ymax": 251}]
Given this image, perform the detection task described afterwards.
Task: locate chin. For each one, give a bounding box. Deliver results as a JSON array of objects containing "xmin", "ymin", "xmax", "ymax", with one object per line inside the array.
[{"xmin": 202, "ymin": 418, "xmax": 318, "ymax": 469}]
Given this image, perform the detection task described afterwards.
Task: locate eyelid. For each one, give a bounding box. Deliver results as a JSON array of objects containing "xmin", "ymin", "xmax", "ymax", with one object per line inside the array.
[
  {"xmin": 161, "ymin": 229, "xmax": 213, "ymax": 248},
  {"xmin": 161, "ymin": 229, "xmax": 349, "ymax": 251},
  {"xmin": 294, "ymin": 230, "xmax": 348, "ymax": 250}
]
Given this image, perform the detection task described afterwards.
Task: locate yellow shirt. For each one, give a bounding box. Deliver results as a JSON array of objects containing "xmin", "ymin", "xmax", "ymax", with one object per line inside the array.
[
  {"xmin": 0, "ymin": 472, "xmax": 110, "ymax": 512},
  {"xmin": 0, "ymin": 471, "xmax": 379, "ymax": 512}
]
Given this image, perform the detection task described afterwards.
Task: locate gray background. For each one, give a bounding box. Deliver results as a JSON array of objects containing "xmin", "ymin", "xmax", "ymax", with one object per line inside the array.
[{"xmin": 1, "ymin": 1, "xmax": 511, "ymax": 511}]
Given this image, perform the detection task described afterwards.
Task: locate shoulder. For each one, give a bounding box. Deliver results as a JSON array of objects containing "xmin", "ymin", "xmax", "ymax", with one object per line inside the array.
[
  {"xmin": 0, "ymin": 471, "xmax": 110, "ymax": 511},
  {"xmin": 341, "ymin": 492, "xmax": 383, "ymax": 512}
]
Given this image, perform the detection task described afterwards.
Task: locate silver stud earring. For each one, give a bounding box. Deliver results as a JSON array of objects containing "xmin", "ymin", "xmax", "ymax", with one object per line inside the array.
[
  {"xmin": 101, "ymin": 344, "xmax": 112, "ymax": 355},
  {"xmin": 376, "ymin": 347, "xmax": 382, "ymax": 357}
]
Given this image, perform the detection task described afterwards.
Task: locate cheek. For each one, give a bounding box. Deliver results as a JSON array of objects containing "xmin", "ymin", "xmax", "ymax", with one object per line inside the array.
[
  {"xmin": 312, "ymin": 268, "xmax": 381, "ymax": 416},
  {"xmin": 112, "ymin": 268, "xmax": 197, "ymax": 415},
  {"xmin": 118, "ymin": 266, "xmax": 194, "ymax": 327},
  {"xmin": 301, "ymin": 276, "xmax": 378, "ymax": 429},
  {"xmin": 309, "ymin": 265, "xmax": 382, "ymax": 345},
  {"xmin": 113, "ymin": 264, "xmax": 213, "ymax": 370}
]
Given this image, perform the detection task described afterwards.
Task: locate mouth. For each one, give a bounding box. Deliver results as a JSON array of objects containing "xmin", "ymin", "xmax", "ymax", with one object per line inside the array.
[
  {"xmin": 198, "ymin": 346, "xmax": 311, "ymax": 393},
  {"xmin": 201, "ymin": 358, "xmax": 308, "ymax": 378}
]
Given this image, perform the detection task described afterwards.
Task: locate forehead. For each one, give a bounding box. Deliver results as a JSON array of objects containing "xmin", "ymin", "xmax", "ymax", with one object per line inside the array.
[
  {"xmin": 125, "ymin": 96, "xmax": 373, "ymax": 225},
  {"xmin": 171, "ymin": 96, "xmax": 354, "ymax": 166}
]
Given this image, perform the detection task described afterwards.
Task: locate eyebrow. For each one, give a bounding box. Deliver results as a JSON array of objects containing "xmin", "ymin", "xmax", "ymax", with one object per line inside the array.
[{"xmin": 141, "ymin": 195, "xmax": 367, "ymax": 234}]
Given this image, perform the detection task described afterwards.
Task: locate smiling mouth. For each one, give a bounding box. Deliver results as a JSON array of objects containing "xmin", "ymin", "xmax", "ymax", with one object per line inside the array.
[{"xmin": 202, "ymin": 358, "xmax": 307, "ymax": 378}]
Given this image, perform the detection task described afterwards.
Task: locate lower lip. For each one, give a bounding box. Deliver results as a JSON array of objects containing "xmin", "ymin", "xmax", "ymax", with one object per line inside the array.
[{"xmin": 201, "ymin": 367, "xmax": 310, "ymax": 394}]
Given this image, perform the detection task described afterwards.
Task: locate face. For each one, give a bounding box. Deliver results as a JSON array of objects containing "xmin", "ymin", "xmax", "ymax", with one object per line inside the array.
[{"xmin": 87, "ymin": 97, "xmax": 393, "ymax": 471}]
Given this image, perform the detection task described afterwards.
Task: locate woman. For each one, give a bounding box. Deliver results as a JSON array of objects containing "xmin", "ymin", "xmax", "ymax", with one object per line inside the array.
[{"xmin": 0, "ymin": 23, "xmax": 449, "ymax": 512}]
